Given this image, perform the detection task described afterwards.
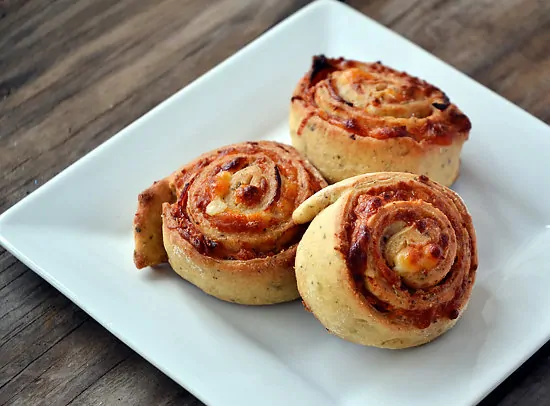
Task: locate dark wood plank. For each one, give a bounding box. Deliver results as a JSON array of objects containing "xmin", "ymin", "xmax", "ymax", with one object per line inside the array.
[
  {"xmin": 352, "ymin": 0, "xmax": 550, "ymax": 124},
  {"xmin": 68, "ymin": 354, "xmax": 203, "ymax": 406},
  {"xmin": 0, "ymin": 0, "xmax": 308, "ymax": 405},
  {"xmin": 0, "ymin": 249, "xmax": 26, "ymax": 291},
  {"xmin": 0, "ymin": 0, "xmax": 548, "ymax": 405},
  {"xmin": 1, "ymin": 320, "xmax": 131, "ymax": 406},
  {"xmin": 0, "ymin": 271, "xmax": 88, "ymax": 391},
  {"xmin": 0, "ymin": 0, "xmax": 310, "ymax": 213}
]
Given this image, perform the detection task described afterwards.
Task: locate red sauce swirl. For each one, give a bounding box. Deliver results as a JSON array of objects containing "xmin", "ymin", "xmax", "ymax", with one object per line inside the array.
[
  {"xmin": 292, "ymin": 55, "xmax": 471, "ymax": 145},
  {"xmin": 341, "ymin": 177, "xmax": 476, "ymax": 329},
  {"xmin": 167, "ymin": 141, "xmax": 327, "ymax": 260}
]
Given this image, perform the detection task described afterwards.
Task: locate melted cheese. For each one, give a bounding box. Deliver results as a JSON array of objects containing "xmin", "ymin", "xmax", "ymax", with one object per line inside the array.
[
  {"xmin": 394, "ymin": 245, "xmax": 439, "ymax": 274},
  {"xmin": 206, "ymin": 198, "xmax": 227, "ymax": 216}
]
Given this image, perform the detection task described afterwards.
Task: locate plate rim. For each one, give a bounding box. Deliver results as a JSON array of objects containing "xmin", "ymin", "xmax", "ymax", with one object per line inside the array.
[{"xmin": 1, "ymin": 1, "xmax": 549, "ymax": 405}]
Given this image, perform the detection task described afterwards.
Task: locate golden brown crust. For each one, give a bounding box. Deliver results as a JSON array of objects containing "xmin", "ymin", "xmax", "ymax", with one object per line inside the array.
[
  {"xmin": 134, "ymin": 141, "xmax": 327, "ymax": 305},
  {"xmin": 289, "ymin": 55, "xmax": 471, "ymax": 186},
  {"xmin": 162, "ymin": 203, "xmax": 299, "ymax": 305},
  {"xmin": 133, "ymin": 178, "xmax": 175, "ymax": 269},
  {"xmin": 164, "ymin": 141, "xmax": 327, "ymax": 260},
  {"xmin": 293, "ymin": 172, "xmax": 477, "ymax": 348}
]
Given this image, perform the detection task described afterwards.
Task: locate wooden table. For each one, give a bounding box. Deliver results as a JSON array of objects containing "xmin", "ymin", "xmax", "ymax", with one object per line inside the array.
[{"xmin": 1, "ymin": 0, "xmax": 549, "ymax": 404}]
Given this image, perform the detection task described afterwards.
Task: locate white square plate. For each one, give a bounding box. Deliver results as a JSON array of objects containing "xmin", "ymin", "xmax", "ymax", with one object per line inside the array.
[{"xmin": 1, "ymin": 1, "xmax": 549, "ymax": 405}]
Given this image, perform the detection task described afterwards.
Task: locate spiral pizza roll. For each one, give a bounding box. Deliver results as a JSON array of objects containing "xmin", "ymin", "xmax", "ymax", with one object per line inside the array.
[
  {"xmin": 290, "ymin": 55, "xmax": 472, "ymax": 186},
  {"xmin": 133, "ymin": 141, "xmax": 327, "ymax": 305},
  {"xmin": 293, "ymin": 172, "xmax": 477, "ymax": 348}
]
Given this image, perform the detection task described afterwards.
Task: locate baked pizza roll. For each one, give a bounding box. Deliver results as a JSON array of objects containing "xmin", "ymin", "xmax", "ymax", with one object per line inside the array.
[
  {"xmin": 133, "ymin": 141, "xmax": 327, "ymax": 305},
  {"xmin": 293, "ymin": 172, "xmax": 477, "ymax": 348},
  {"xmin": 290, "ymin": 55, "xmax": 471, "ymax": 186}
]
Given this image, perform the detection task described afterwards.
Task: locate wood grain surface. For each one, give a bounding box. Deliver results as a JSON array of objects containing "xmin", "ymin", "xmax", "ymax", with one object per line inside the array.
[{"xmin": 1, "ymin": 0, "xmax": 549, "ymax": 405}]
